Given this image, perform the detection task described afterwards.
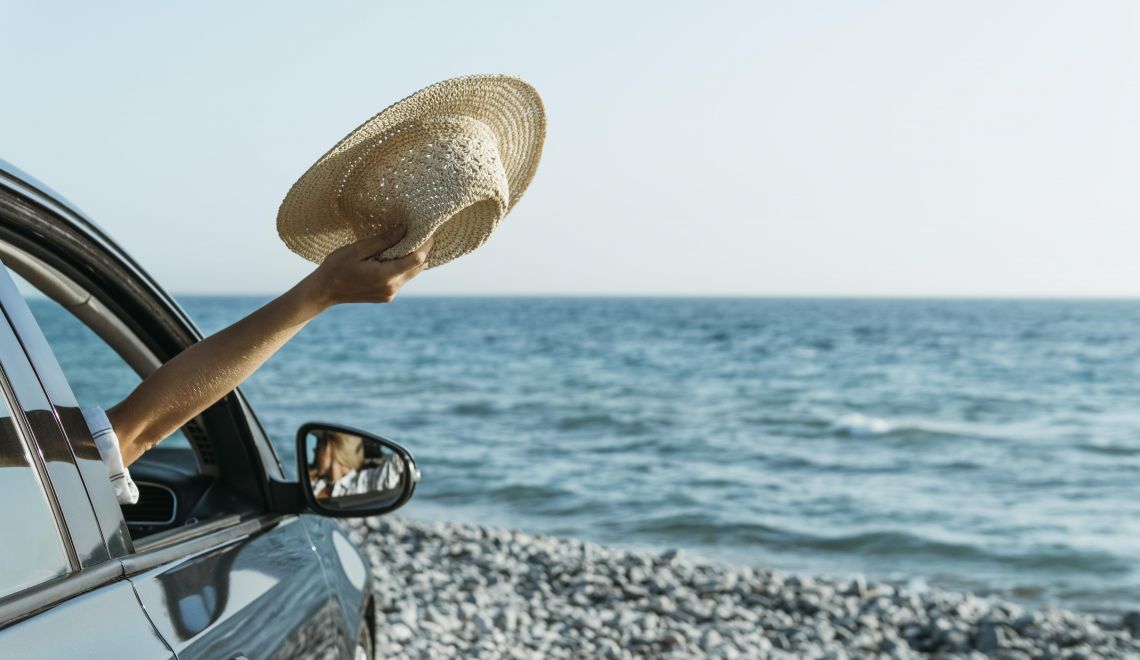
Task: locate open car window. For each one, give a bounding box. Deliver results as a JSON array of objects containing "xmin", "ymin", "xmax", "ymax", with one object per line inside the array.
[
  {"xmin": 1, "ymin": 263, "xmax": 253, "ymax": 542},
  {"xmin": 0, "ymin": 180, "xmax": 281, "ymax": 556},
  {"xmin": 14, "ymin": 278, "xmax": 193, "ymax": 450}
]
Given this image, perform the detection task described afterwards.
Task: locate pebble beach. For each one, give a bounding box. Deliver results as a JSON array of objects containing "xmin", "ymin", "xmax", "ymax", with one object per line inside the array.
[{"xmin": 343, "ymin": 517, "xmax": 1140, "ymax": 659}]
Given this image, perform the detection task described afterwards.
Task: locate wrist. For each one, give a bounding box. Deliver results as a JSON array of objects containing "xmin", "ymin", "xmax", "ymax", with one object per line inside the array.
[{"xmin": 293, "ymin": 271, "xmax": 336, "ymax": 317}]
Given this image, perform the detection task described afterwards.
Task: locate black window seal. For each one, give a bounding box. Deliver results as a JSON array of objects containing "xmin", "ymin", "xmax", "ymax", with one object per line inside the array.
[{"xmin": 119, "ymin": 512, "xmax": 280, "ymax": 577}]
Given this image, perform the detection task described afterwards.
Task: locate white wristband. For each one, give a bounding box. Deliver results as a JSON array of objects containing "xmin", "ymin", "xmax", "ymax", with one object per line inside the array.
[{"xmin": 80, "ymin": 406, "xmax": 139, "ymax": 506}]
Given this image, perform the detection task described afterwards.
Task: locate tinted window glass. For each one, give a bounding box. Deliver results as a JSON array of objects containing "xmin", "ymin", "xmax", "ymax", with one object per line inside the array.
[{"xmin": 0, "ymin": 387, "xmax": 70, "ymax": 597}]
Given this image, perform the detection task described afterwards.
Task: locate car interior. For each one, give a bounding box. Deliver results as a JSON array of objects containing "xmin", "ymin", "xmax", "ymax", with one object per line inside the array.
[{"xmin": 0, "ymin": 229, "xmax": 274, "ymax": 545}]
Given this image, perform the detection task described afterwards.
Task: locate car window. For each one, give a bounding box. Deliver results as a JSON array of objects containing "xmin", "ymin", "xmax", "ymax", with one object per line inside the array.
[
  {"xmin": 0, "ymin": 209, "xmax": 273, "ymax": 549},
  {"xmin": 0, "ymin": 378, "xmax": 71, "ymax": 597},
  {"xmin": 6, "ymin": 269, "xmax": 191, "ymax": 450},
  {"xmin": 0, "ymin": 265, "xmax": 236, "ymax": 542}
]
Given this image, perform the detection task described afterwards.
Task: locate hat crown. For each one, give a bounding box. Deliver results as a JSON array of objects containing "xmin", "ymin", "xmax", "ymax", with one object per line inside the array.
[{"xmin": 333, "ymin": 115, "xmax": 509, "ymax": 243}]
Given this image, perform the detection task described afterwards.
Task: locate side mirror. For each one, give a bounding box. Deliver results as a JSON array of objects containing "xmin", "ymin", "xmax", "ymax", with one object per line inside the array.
[{"xmin": 296, "ymin": 422, "xmax": 420, "ymax": 518}]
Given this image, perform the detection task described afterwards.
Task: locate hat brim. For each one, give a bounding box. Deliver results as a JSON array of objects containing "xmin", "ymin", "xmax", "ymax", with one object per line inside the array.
[{"xmin": 277, "ymin": 74, "xmax": 546, "ymax": 267}]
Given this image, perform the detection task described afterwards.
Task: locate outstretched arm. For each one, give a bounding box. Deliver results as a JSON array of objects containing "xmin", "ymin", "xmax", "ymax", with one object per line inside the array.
[{"xmin": 107, "ymin": 225, "xmax": 431, "ymax": 466}]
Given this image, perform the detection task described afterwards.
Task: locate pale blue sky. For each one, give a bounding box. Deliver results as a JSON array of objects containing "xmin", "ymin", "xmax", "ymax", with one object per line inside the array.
[{"xmin": 2, "ymin": 1, "xmax": 1138, "ymax": 296}]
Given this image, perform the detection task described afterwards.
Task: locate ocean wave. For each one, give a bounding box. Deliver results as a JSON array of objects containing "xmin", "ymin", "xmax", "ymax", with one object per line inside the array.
[
  {"xmin": 424, "ymin": 482, "xmax": 575, "ymax": 506},
  {"xmin": 1075, "ymin": 442, "xmax": 1140, "ymax": 457},
  {"xmin": 555, "ymin": 413, "xmax": 658, "ymax": 435},
  {"xmin": 624, "ymin": 516, "xmax": 1132, "ymax": 573},
  {"xmin": 828, "ymin": 413, "xmax": 983, "ymax": 441},
  {"xmin": 830, "ymin": 413, "xmax": 897, "ymax": 436},
  {"xmin": 450, "ymin": 401, "xmax": 498, "ymax": 416}
]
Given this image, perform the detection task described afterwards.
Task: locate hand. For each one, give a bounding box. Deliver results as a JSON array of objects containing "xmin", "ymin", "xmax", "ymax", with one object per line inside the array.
[{"xmin": 301, "ymin": 224, "xmax": 433, "ymax": 310}]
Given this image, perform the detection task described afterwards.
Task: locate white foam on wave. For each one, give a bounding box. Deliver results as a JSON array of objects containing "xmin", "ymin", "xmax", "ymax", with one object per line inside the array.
[
  {"xmin": 831, "ymin": 413, "xmax": 896, "ymax": 437},
  {"xmin": 829, "ymin": 413, "xmax": 993, "ymax": 441}
]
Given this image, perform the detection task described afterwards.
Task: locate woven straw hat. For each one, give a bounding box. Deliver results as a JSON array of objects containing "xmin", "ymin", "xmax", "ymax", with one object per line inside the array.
[{"xmin": 277, "ymin": 74, "xmax": 546, "ymax": 269}]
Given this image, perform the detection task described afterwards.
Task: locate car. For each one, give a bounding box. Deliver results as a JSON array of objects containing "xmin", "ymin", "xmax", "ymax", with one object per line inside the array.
[{"xmin": 0, "ymin": 159, "xmax": 418, "ymax": 659}]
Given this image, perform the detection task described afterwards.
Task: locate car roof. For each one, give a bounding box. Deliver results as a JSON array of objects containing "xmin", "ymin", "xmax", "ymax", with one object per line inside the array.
[
  {"xmin": 0, "ymin": 157, "xmax": 136, "ymax": 259},
  {"xmin": 0, "ymin": 159, "xmax": 91, "ymax": 223}
]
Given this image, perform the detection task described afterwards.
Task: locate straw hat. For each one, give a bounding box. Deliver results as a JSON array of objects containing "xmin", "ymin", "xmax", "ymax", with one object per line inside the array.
[{"xmin": 277, "ymin": 74, "xmax": 546, "ymax": 269}]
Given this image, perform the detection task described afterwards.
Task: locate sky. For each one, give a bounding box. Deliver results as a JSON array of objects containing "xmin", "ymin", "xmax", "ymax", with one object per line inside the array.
[{"xmin": 2, "ymin": 1, "xmax": 1139, "ymax": 297}]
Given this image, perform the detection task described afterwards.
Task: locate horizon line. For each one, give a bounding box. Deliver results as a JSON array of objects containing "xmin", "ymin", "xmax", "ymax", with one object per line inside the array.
[{"xmin": 165, "ymin": 291, "xmax": 1140, "ymax": 301}]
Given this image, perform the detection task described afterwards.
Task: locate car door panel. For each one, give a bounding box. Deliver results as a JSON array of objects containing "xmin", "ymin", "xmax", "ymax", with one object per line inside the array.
[
  {"xmin": 127, "ymin": 515, "xmax": 347, "ymax": 659},
  {"xmin": 0, "ymin": 578, "xmax": 174, "ymax": 659}
]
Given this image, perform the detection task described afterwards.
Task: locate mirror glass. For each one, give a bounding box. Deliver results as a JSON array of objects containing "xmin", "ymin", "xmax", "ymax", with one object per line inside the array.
[{"xmin": 301, "ymin": 427, "xmax": 417, "ymax": 513}]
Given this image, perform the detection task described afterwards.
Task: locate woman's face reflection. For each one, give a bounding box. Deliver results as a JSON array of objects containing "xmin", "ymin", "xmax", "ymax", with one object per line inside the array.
[{"xmin": 314, "ymin": 431, "xmax": 363, "ymax": 484}]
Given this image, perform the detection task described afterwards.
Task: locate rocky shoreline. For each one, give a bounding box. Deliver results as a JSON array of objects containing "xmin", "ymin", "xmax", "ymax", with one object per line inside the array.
[{"xmin": 341, "ymin": 517, "xmax": 1140, "ymax": 659}]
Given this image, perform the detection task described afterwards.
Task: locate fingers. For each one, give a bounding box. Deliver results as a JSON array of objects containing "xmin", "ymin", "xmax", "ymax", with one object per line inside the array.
[
  {"xmin": 356, "ymin": 237, "xmax": 433, "ymax": 304},
  {"xmin": 398, "ymin": 252, "xmax": 429, "ymax": 284},
  {"xmin": 353, "ymin": 223, "xmax": 408, "ymax": 258},
  {"xmin": 386, "ymin": 237, "xmax": 434, "ymax": 274},
  {"xmin": 412, "ymin": 236, "xmax": 434, "ymax": 265}
]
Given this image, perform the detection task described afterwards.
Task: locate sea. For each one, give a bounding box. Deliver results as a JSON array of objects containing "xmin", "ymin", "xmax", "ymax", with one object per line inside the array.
[{"xmin": 32, "ymin": 296, "xmax": 1140, "ymax": 615}]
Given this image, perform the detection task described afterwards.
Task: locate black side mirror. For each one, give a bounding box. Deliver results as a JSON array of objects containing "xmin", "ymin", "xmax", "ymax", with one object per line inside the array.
[{"xmin": 296, "ymin": 421, "xmax": 419, "ymax": 518}]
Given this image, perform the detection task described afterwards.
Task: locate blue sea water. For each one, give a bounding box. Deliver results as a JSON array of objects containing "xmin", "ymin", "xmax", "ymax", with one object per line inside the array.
[{"xmin": 32, "ymin": 296, "xmax": 1140, "ymax": 614}]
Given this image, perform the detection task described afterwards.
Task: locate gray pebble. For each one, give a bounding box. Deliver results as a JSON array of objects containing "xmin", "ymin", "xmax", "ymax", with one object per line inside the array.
[
  {"xmin": 388, "ymin": 622, "xmax": 414, "ymax": 642},
  {"xmin": 976, "ymin": 622, "xmax": 1004, "ymax": 652},
  {"xmin": 473, "ymin": 612, "xmax": 494, "ymax": 636},
  {"xmin": 649, "ymin": 596, "xmax": 676, "ymax": 615},
  {"xmin": 1123, "ymin": 611, "xmax": 1140, "ymax": 637},
  {"xmin": 700, "ymin": 628, "xmax": 724, "ymax": 650}
]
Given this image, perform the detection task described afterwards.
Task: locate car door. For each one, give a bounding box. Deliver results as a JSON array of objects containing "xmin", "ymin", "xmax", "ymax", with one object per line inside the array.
[
  {"xmin": 122, "ymin": 515, "xmax": 346, "ymax": 660},
  {"xmin": 0, "ymin": 171, "xmax": 353, "ymax": 658},
  {"xmin": 0, "ymin": 297, "xmax": 174, "ymax": 658}
]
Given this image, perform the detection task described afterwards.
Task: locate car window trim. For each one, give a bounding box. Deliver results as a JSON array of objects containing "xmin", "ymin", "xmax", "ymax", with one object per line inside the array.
[
  {"xmin": 120, "ymin": 513, "xmax": 280, "ymax": 577},
  {"xmin": 0, "ymin": 557, "xmax": 123, "ymax": 631}
]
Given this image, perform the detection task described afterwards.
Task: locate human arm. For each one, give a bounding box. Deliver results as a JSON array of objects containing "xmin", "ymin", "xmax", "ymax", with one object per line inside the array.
[{"xmin": 106, "ymin": 225, "xmax": 432, "ymax": 466}]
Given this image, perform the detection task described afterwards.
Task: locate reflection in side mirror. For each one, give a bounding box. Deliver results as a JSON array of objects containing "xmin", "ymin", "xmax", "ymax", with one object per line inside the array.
[{"xmin": 297, "ymin": 422, "xmax": 420, "ymax": 518}]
